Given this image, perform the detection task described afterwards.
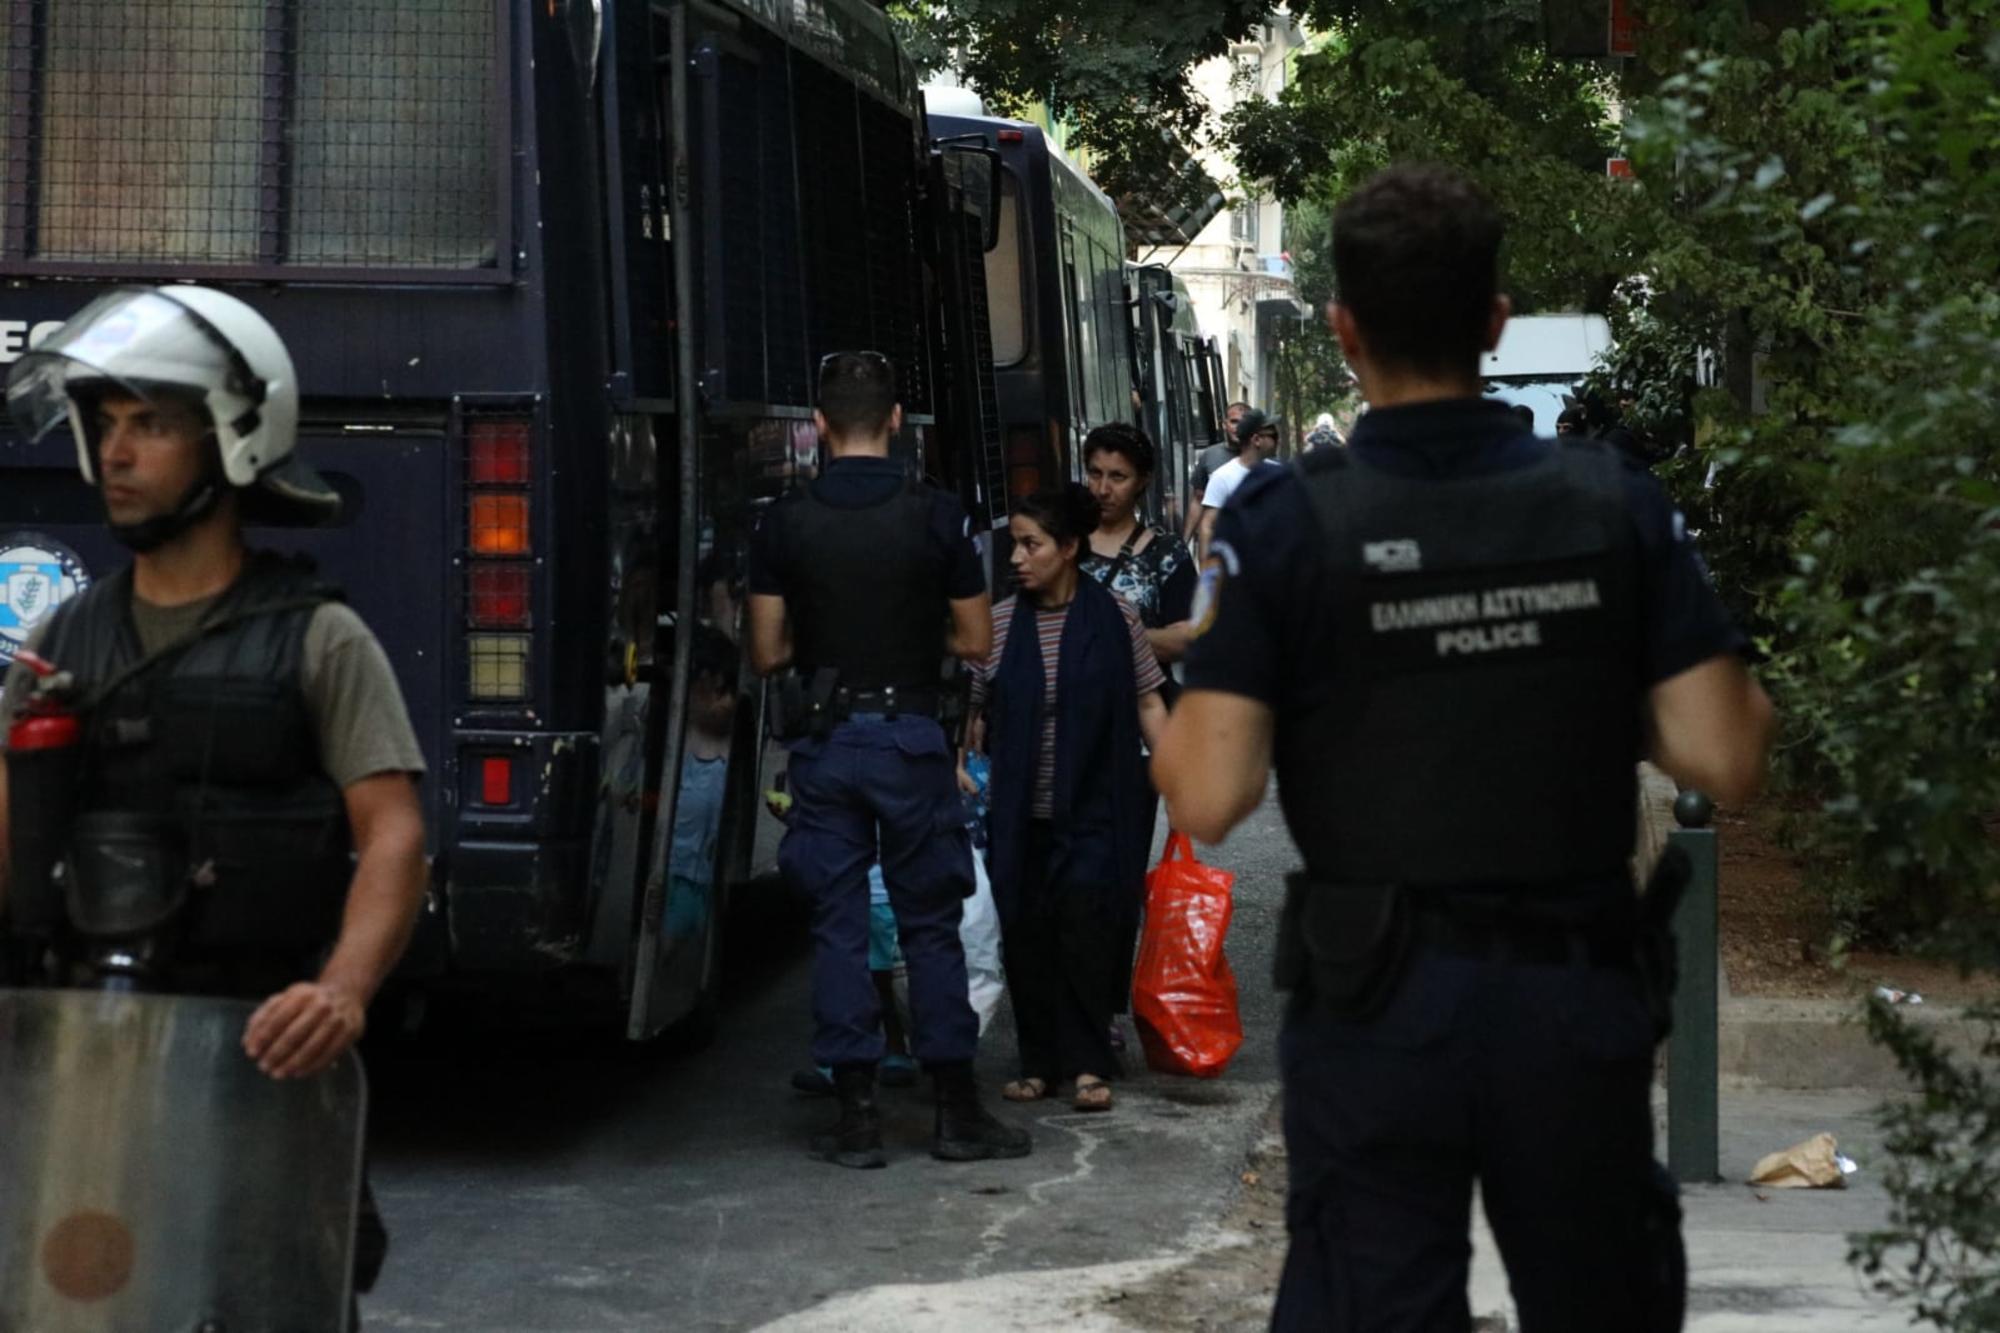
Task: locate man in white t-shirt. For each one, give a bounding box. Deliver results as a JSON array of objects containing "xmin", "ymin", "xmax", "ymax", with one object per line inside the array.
[{"xmin": 1199, "ymin": 408, "xmax": 1282, "ymax": 553}]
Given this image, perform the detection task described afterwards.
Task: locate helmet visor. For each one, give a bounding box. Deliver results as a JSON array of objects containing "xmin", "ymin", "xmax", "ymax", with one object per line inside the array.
[{"xmin": 5, "ymin": 289, "xmax": 237, "ymax": 442}]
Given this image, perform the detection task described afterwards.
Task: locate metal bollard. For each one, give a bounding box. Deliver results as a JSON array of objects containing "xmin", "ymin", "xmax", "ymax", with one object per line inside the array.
[{"xmin": 1667, "ymin": 789, "xmax": 1720, "ymax": 1184}]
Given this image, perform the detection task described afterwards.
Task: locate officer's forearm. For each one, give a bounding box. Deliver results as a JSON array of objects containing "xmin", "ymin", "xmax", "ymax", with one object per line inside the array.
[
  {"xmin": 1153, "ymin": 690, "xmax": 1273, "ymax": 844},
  {"xmin": 747, "ymin": 594, "xmax": 793, "ymax": 676},
  {"xmin": 946, "ymin": 594, "xmax": 994, "ymax": 664},
  {"xmin": 1146, "ymin": 622, "xmax": 1194, "ymax": 665},
  {"xmin": 319, "ymin": 776, "xmax": 427, "ymax": 1007},
  {"xmin": 1647, "ymin": 656, "xmax": 1776, "ymax": 804}
]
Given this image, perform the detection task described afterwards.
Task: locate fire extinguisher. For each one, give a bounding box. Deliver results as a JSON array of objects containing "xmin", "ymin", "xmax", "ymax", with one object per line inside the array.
[
  {"xmin": 5, "ymin": 648, "xmax": 85, "ymax": 933},
  {"xmin": 8, "ymin": 649, "xmax": 81, "ymax": 753}
]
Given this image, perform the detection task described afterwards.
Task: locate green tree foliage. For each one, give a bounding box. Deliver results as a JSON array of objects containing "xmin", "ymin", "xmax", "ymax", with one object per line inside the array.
[
  {"xmin": 1228, "ymin": 2, "xmax": 1631, "ymax": 312},
  {"xmin": 1623, "ymin": 1, "xmax": 2000, "ymax": 1319},
  {"xmin": 890, "ymin": 0, "xmax": 1268, "ymax": 207}
]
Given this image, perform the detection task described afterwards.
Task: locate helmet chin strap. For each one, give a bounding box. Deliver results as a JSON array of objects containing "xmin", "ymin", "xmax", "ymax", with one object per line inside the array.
[{"xmin": 103, "ymin": 439, "xmax": 229, "ymax": 554}]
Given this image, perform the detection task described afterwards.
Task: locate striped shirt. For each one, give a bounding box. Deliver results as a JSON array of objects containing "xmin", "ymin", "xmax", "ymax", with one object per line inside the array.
[{"xmin": 971, "ymin": 595, "xmax": 1165, "ymax": 819}]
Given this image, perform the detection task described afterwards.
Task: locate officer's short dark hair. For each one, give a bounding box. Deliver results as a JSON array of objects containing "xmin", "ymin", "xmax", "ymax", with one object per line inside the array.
[
  {"xmin": 1011, "ymin": 483, "xmax": 1099, "ymax": 551},
  {"xmin": 1083, "ymin": 422, "xmax": 1156, "ymax": 477},
  {"xmin": 817, "ymin": 352, "xmax": 898, "ymax": 438},
  {"xmin": 1332, "ymin": 165, "xmax": 1503, "ymax": 378}
]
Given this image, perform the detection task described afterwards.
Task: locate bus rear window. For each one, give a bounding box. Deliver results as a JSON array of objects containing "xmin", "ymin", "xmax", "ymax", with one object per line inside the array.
[{"xmin": 4, "ymin": 0, "xmax": 500, "ymax": 274}]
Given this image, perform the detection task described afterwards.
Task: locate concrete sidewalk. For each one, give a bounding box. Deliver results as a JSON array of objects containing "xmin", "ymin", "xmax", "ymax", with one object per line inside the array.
[
  {"xmin": 753, "ymin": 1086, "xmax": 1914, "ymax": 1332},
  {"xmin": 1469, "ymin": 1088, "xmax": 1907, "ymax": 1331}
]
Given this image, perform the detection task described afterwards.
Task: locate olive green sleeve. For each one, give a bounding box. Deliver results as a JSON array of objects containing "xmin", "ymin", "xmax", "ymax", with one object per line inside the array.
[{"xmin": 300, "ymin": 604, "xmax": 427, "ymax": 789}]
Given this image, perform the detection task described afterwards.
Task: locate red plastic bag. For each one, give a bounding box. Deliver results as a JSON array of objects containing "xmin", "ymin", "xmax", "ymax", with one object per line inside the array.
[{"xmin": 1133, "ymin": 833, "xmax": 1243, "ymax": 1078}]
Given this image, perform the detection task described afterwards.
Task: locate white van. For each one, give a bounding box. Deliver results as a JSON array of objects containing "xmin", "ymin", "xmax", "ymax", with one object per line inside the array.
[{"xmin": 1481, "ymin": 313, "xmax": 1614, "ymax": 434}]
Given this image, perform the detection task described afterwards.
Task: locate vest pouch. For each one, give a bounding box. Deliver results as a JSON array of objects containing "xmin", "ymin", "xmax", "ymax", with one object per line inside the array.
[
  {"xmin": 179, "ymin": 783, "xmax": 351, "ymax": 950},
  {"xmin": 65, "ymin": 811, "xmax": 189, "ymax": 940},
  {"xmin": 3, "ymin": 740, "xmax": 85, "ymax": 934},
  {"xmin": 1285, "ymin": 875, "xmax": 1413, "ymax": 1020},
  {"xmin": 154, "ymin": 677, "xmax": 312, "ymax": 787}
]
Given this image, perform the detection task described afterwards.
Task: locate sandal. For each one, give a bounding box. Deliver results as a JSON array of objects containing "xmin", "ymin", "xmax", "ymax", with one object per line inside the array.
[
  {"xmin": 1001, "ymin": 1077, "xmax": 1050, "ymax": 1102},
  {"xmin": 1073, "ymin": 1078, "xmax": 1113, "ymax": 1113}
]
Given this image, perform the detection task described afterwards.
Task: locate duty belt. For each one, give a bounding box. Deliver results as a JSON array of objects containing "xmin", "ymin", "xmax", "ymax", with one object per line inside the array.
[
  {"xmin": 1412, "ymin": 906, "xmax": 1636, "ymax": 970},
  {"xmin": 834, "ymin": 686, "xmax": 944, "ymax": 720}
]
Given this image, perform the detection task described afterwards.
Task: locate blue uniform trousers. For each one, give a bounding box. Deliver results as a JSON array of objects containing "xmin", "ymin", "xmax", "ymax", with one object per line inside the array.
[
  {"xmin": 1272, "ymin": 949, "xmax": 1681, "ymax": 1332},
  {"xmin": 778, "ymin": 714, "xmax": 979, "ymax": 1067}
]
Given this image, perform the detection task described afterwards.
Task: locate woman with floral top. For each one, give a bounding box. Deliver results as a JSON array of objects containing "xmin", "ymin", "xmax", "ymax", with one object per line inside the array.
[
  {"xmin": 1078, "ymin": 425, "xmax": 1197, "ymax": 1040},
  {"xmin": 1079, "ymin": 423, "xmax": 1198, "ymax": 670}
]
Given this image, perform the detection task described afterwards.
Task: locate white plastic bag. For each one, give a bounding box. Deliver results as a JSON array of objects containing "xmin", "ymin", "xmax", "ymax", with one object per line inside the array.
[{"xmin": 960, "ymin": 845, "xmax": 1006, "ymax": 1033}]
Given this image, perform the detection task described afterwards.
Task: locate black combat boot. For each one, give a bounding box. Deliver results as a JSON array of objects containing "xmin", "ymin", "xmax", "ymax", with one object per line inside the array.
[
  {"xmin": 931, "ymin": 1061, "xmax": 1033, "ymax": 1161},
  {"xmin": 809, "ymin": 1064, "xmax": 886, "ymax": 1169}
]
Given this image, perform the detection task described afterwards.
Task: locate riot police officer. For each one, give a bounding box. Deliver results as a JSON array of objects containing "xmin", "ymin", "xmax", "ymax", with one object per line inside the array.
[
  {"xmin": 1154, "ymin": 167, "xmax": 1776, "ymax": 1331},
  {"xmin": 748, "ymin": 350, "xmax": 1029, "ymax": 1168},
  {"xmin": 0, "ymin": 287, "xmax": 428, "ymax": 1308}
]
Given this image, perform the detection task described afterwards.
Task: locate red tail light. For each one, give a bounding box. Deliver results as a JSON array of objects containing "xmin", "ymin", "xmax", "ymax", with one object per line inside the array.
[
  {"xmin": 469, "ymin": 420, "xmax": 532, "ymax": 485},
  {"xmin": 480, "ymin": 755, "xmax": 514, "ymax": 806},
  {"xmin": 469, "ymin": 563, "xmax": 532, "ymax": 628}
]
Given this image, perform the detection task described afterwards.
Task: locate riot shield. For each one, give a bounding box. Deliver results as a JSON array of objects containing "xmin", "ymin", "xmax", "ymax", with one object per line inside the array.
[{"xmin": 0, "ymin": 990, "xmax": 365, "ymax": 1333}]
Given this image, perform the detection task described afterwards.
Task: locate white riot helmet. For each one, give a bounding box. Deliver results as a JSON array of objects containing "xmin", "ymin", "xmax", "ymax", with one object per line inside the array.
[{"xmin": 5, "ymin": 286, "xmax": 337, "ymax": 536}]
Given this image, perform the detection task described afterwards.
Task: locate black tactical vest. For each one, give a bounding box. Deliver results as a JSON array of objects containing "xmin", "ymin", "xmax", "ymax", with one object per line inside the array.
[
  {"xmin": 1282, "ymin": 440, "xmax": 1643, "ymax": 886},
  {"xmin": 781, "ymin": 478, "xmax": 948, "ymax": 692},
  {"xmin": 36, "ymin": 553, "xmax": 354, "ymax": 957}
]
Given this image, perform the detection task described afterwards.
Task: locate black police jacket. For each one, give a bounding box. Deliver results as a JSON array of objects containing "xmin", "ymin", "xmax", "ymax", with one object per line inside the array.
[{"xmin": 1285, "ymin": 440, "xmax": 1643, "ymax": 886}]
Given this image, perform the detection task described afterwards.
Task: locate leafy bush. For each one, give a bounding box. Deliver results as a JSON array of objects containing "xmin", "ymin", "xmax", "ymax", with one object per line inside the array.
[{"xmin": 1623, "ymin": 1, "xmax": 2000, "ymax": 1321}]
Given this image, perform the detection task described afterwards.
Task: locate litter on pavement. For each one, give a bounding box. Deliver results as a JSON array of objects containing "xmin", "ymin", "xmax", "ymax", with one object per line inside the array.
[{"xmin": 1748, "ymin": 1132, "xmax": 1853, "ymax": 1189}]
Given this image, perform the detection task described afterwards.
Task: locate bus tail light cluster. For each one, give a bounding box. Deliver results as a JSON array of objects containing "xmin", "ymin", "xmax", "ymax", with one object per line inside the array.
[{"xmin": 464, "ymin": 414, "xmax": 535, "ymax": 703}]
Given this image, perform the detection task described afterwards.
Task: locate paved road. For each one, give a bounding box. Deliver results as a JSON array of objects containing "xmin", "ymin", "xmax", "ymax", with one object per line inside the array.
[{"xmin": 362, "ymin": 797, "xmax": 1302, "ymax": 1332}]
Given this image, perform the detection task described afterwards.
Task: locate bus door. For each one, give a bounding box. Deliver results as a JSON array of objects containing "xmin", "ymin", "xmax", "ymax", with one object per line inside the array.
[{"xmin": 609, "ymin": 0, "xmax": 719, "ymax": 1041}]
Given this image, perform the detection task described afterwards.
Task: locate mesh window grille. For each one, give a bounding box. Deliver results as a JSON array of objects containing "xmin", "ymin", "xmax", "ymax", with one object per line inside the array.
[{"xmin": 4, "ymin": 0, "xmax": 499, "ymax": 272}]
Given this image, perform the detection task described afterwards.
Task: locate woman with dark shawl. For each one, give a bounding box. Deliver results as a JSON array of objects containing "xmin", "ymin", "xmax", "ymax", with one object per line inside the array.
[{"xmin": 963, "ymin": 484, "xmax": 1168, "ymax": 1112}]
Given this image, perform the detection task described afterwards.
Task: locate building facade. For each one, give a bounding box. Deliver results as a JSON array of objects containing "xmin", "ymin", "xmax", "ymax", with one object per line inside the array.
[{"xmin": 1136, "ymin": 17, "xmax": 1311, "ymax": 427}]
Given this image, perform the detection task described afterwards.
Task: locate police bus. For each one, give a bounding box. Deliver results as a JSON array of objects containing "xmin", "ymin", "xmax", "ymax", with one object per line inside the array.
[
  {"xmin": 926, "ymin": 112, "xmax": 1137, "ymax": 502},
  {"xmin": 0, "ymin": 0, "xmax": 1001, "ymax": 1041},
  {"xmin": 1129, "ymin": 263, "xmax": 1228, "ymax": 535}
]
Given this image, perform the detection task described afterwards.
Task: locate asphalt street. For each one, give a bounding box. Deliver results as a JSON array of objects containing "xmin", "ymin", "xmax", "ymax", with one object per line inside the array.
[{"xmin": 360, "ymin": 796, "xmax": 1302, "ymax": 1332}]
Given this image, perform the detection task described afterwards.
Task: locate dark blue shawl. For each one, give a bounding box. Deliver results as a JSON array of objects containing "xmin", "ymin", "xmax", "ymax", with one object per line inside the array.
[{"xmin": 986, "ymin": 574, "xmax": 1148, "ymax": 921}]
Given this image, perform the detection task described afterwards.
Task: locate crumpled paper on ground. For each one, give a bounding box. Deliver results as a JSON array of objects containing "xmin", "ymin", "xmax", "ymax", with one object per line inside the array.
[{"xmin": 1749, "ymin": 1132, "xmax": 1850, "ymax": 1189}]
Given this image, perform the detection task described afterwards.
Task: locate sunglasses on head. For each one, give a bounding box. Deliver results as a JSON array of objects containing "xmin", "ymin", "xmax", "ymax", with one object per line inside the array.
[{"xmin": 818, "ymin": 350, "xmax": 892, "ymax": 375}]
